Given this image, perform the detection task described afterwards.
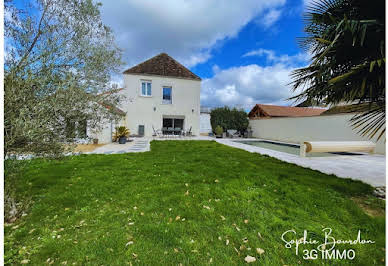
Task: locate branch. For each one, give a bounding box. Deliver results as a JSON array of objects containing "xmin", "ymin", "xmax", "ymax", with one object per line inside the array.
[{"xmin": 15, "ymin": 0, "xmax": 52, "ymax": 69}]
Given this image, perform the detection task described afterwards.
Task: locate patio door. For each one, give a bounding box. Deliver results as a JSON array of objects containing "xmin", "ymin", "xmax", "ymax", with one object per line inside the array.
[{"xmin": 163, "ymin": 117, "xmax": 184, "ymax": 134}]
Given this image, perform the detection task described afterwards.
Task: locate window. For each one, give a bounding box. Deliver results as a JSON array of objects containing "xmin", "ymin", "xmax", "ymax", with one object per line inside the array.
[
  {"xmin": 162, "ymin": 87, "xmax": 172, "ymax": 104},
  {"xmin": 141, "ymin": 81, "xmax": 152, "ymax": 96}
]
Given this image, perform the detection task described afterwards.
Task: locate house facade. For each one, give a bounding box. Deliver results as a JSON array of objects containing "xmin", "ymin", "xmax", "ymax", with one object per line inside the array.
[{"xmin": 92, "ymin": 53, "xmax": 201, "ymax": 142}]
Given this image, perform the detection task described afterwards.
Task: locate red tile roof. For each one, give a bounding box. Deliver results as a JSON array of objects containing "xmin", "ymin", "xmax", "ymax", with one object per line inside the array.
[
  {"xmin": 97, "ymin": 88, "xmax": 126, "ymax": 116},
  {"xmin": 98, "ymin": 88, "xmax": 124, "ymax": 96},
  {"xmin": 123, "ymin": 53, "xmax": 201, "ymax": 81},
  {"xmin": 249, "ymin": 104, "xmax": 326, "ymax": 118}
]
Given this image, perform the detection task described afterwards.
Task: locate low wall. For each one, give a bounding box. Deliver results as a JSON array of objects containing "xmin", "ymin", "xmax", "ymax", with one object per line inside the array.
[{"xmin": 249, "ymin": 114, "xmax": 385, "ymax": 154}]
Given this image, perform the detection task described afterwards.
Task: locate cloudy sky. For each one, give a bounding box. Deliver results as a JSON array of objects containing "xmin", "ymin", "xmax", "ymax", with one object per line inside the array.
[{"xmin": 99, "ymin": 0, "xmax": 311, "ymax": 110}]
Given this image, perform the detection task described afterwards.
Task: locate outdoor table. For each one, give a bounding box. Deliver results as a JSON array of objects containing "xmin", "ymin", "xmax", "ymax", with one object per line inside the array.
[{"xmin": 174, "ymin": 128, "xmax": 182, "ymax": 136}]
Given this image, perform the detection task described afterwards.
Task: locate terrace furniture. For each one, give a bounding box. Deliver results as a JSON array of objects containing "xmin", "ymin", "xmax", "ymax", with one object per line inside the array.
[
  {"xmin": 161, "ymin": 127, "xmax": 168, "ymax": 137},
  {"xmin": 174, "ymin": 128, "xmax": 182, "ymax": 137},
  {"xmin": 299, "ymin": 141, "xmax": 376, "ymax": 157},
  {"xmin": 152, "ymin": 126, "xmax": 162, "ymax": 137},
  {"xmin": 183, "ymin": 126, "xmax": 192, "ymax": 137},
  {"xmin": 227, "ymin": 129, "xmax": 240, "ymax": 138},
  {"xmin": 167, "ymin": 127, "xmax": 174, "ymax": 136}
]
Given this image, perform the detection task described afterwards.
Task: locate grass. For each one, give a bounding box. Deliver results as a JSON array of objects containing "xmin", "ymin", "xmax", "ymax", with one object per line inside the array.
[{"xmin": 5, "ymin": 141, "xmax": 385, "ymax": 265}]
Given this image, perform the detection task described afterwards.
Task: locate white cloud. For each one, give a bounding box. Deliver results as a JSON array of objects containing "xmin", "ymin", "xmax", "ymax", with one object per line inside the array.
[
  {"xmin": 99, "ymin": 0, "xmax": 286, "ymax": 68},
  {"xmin": 259, "ymin": 9, "xmax": 282, "ymax": 29},
  {"xmin": 201, "ymin": 50, "xmax": 309, "ymax": 110},
  {"xmin": 243, "ymin": 48, "xmax": 310, "ymax": 65}
]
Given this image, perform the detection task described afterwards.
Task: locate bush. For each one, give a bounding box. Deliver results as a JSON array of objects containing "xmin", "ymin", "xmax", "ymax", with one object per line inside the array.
[
  {"xmin": 210, "ymin": 107, "xmax": 248, "ymax": 133},
  {"xmin": 113, "ymin": 126, "xmax": 130, "ymax": 142},
  {"xmin": 215, "ymin": 125, "xmax": 223, "ymax": 136}
]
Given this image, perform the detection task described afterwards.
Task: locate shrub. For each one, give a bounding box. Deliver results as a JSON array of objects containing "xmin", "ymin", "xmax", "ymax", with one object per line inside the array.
[
  {"xmin": 113, "ymin": 126, "xmax": 130, "ymax": 141},
  {"xmin": 210, "ymin": 107, "xmax": 248, "ymax": 133},
  {"xmin": 215, "ymin": 125, "xmax": 223, "ymax": 136}
]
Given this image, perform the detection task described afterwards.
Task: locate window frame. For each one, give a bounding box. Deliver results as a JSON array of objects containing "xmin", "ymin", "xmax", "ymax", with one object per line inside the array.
[
  {"xmin": 140, "ymin": 80, "xmax": 152, "ymax": 97},
  {"xmin": 162, "ymin": 86, "xmax": 172, "ymax": 104}
]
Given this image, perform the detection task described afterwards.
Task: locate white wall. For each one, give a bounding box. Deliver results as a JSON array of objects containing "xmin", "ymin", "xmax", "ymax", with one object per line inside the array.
[
  {"xmin": 89, "ymin": 117, "xmax": 126, "ymax": 144},
  {"xmin": 121, "ymin": 74, "xmax": 201, "ymax": 137},
  {"xmin": 90, "ymin": 119, "xmax": 112, "ymax": 144},
  {"xmin": 200, "ymin": 113, "xmax": 212, "ymax": 134},
  {"xmin": 249, "ymin": 114, "xmax": 386, "ymax": 154}
]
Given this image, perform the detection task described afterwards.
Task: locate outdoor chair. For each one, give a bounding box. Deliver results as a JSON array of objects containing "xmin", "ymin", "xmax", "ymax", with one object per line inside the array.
[
  {"xmin": 227, "ymin": 129, "xmax": 237, "ymax": 138},
  {"xmin": 184, "ymin": 126, "xmax": 192, "ymax": 137},
  {"xmin": 152, "ymin": 125, "xmax": 162, "ymax": 138}
]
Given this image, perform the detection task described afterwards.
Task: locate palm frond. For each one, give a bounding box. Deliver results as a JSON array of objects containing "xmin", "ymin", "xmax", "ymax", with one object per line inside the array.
[{"xmin": 290, "ymin": 0, "xmax": 385, "ymax": 141}]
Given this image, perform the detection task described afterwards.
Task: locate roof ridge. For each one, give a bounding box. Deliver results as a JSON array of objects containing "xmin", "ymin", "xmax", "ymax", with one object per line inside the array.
[
  {"xmin": 162, "ymin": 53, "xmax": 200, "ymax": 80},
  {"xmin": 258, "ymin": 104, "xmax": 324, "ymax": 109},
  {"xmin": 123, "ymin": 53, "xmax": 201, "ymax": 81},
  {"xmin": 249, "ymin": 104, "xmax": 326, "ymax": 118}
]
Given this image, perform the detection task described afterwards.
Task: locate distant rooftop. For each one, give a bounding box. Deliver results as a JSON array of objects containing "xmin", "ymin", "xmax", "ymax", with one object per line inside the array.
[
  {"xmin": 123, "ymin": 53, "xmax": 201, "ymax": 81},
  {"xmin": 249, "ymin": 104, "xmax": 326, "ymax": 118}
]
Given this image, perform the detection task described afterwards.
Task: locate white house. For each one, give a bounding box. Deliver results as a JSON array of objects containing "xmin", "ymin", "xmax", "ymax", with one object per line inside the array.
[{"xmin": 92, "ymin": 53, "xmax": 201, "ymax": 142}]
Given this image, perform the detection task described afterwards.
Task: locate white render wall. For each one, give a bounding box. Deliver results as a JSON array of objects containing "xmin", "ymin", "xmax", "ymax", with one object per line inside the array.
[
  {"xmin": 89, "ymin": 117, "xmax": 126, "ymax": 144},
  {"xmin": 119, "ymin": 74, "xmax": 201, "ymax": 137},
  {"xmin": 89, "ymin": 119, "xmax": 113, "ymax": 144},
  {"xmin": 249, "ymin": 114, "xmax": 386, "ymax": 154},
  {"xmin": 200, "ymin": 113, "xmax": 212, "ymax": 134}
]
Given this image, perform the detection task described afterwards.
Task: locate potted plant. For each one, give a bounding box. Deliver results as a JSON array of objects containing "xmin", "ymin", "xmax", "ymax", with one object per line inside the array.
[
  {"xmin": 93, "ymin": 138, "xmax": 99, "ymax": 144},
  {"xmin": 114, "ymin": 126, "xmax": 130, "ymax": 144},
  {"xmin": 215, "ymin": 125, "xmax": 223, "ymax": 138}
]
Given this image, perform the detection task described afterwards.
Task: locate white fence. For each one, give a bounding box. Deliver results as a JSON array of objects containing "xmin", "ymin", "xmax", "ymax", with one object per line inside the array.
[{"xmin": 249, "ymin": 114, "xmax": 385, "ymax": 154}]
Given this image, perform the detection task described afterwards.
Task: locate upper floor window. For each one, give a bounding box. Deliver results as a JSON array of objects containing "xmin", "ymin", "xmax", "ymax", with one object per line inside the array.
[
  {"xmin": 141, "ymin": 81, "xmax": 152, "ymax": 96},
  {"xmin": 162, "ymin": 87, "xmax": 172, "ymax": 104}
]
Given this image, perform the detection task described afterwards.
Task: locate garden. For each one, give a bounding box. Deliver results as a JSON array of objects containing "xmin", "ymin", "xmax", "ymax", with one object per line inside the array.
[{"xmin": 5, "ymin": 141, "xmax": 385, "ymax": 265}]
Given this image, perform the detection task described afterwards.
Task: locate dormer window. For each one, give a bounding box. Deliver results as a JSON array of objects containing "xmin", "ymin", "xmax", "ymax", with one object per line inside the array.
[{"xmin": 141, "ymin": 81, "xmax": 152, "ymax": 96}]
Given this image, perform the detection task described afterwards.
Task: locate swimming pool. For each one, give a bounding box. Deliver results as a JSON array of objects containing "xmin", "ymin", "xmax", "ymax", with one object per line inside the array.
[{"xmin": 236, "ymin": 140, "xmax": 362, "ymax": 157}]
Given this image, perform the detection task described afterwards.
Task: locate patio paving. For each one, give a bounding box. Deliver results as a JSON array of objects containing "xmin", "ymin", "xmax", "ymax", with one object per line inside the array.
[
  {"xmin": 90, "ymin": 139, "xmax": 150, "ymax": 154},
  {"xmin": 216, "ymin": 138, "xmax": 386, "ymax": 187}
]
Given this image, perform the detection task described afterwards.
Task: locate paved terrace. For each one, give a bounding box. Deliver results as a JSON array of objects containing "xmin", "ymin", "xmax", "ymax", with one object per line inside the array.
[{"xmin": 89, "ymin": 136, "xmax": 386, "ymax": 187}]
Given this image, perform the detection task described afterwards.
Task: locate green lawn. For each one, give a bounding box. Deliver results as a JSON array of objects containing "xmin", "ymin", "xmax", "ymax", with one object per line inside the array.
[{"xmin": 5, "ymin": 141, "xmax": 385, "ymax": 265}]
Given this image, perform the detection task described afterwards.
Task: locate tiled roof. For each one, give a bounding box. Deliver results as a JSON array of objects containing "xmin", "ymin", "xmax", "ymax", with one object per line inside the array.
[
  {"xmin": 97, "ymin": 88, "xmax": 126, "ymax": 116},
  {"xmin": 98, "ymin": 88, "xmax": 124, "ymax": 96},
  {"xmin": 321, "ymin": 103, "xmax": 375, "ymax": 115},
  {"xmin": 249, "ymin": 104, "xmax": 326, "ymax": 118},
  {"xmin": 101, "ymin": 102, "xmax": 126, "ymax": 116},
  {"xmin": 123, "ymin": 53, "xmax": 201, "ymax": 81}
]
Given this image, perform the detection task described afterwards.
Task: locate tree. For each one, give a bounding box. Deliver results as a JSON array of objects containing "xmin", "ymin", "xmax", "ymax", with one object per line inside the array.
[
  {"xmin": 290, "ymin": 0, "xmax": 385, "ymax": 140},
  {"xmin": 210, "ymin": 107, "xmax": 248, "ymax": 133},
  {"xmin": 4, "ymin": 0, "xmax": 124, "ymax": 157}
]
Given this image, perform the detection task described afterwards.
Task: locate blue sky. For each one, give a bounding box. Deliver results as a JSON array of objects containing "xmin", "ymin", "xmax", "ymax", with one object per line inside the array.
[
  {"xmin": 191, "ymin": 0, "xmax": 306, "ymax": 79},
  {"xmin": 14, "ymin": 0, "xmax": 312, "ymax": 110},
  {"xmin": 100, "ymin": 0, "xmax": 313, "ymax": 110}
]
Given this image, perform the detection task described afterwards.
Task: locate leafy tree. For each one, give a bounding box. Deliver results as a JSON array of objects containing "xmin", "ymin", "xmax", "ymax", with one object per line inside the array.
[
  {"xmin": 290, "ymin": 0, "xmax": 385, "ymax": 140},
  {"xmin": 210, "ymin": 107, "xmax": 248, "ymax": 133},
  {"xmin": 4, "ymin": 0, "xmax": 124, "ymax": 157}
]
